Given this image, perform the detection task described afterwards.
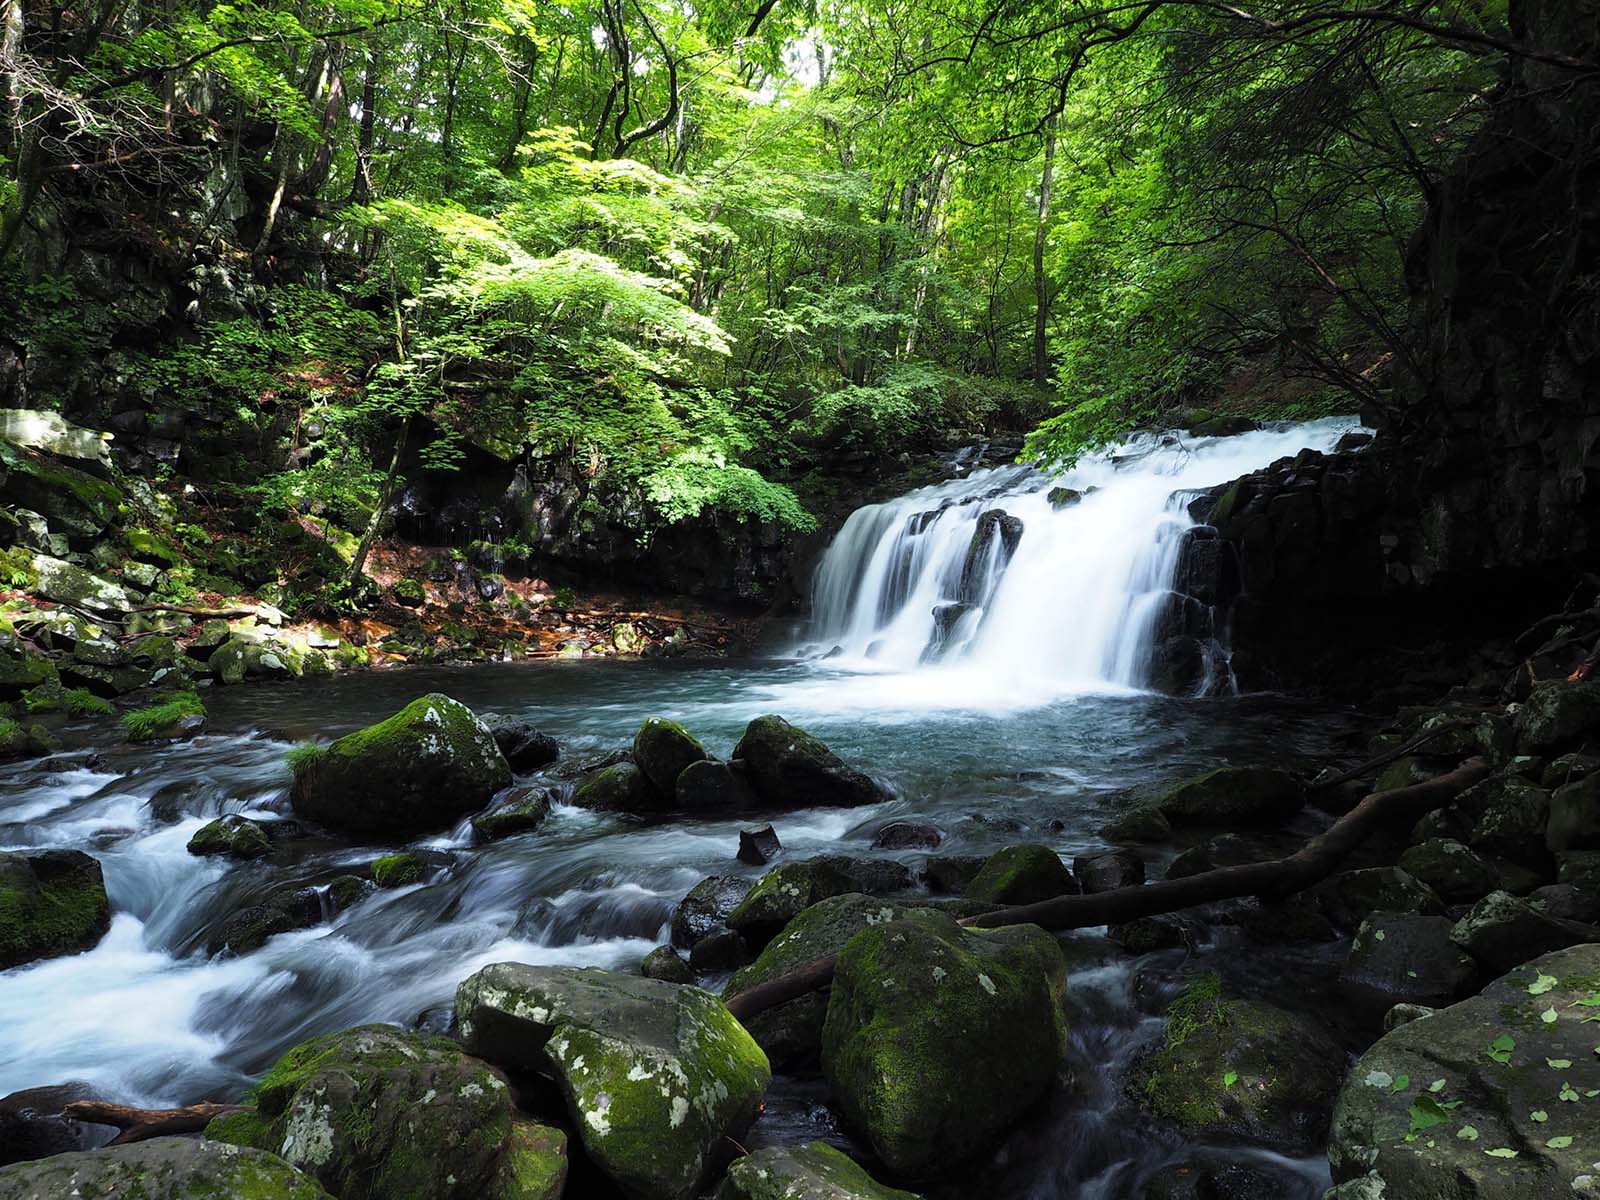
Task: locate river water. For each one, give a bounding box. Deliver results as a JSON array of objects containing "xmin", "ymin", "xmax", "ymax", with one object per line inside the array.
[{"xmin": 0, "ymin": 420, "xmax": 1373, "ymax": 1198}]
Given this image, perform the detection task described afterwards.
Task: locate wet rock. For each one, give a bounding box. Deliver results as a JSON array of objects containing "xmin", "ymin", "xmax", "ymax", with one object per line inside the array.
[
  {"xmin": 207, "ymin": 1025, "xmax": 564, "ymax": 1200},
  {"xmin": 1396, "ymin": 839, "xmax": 1500, "ymax": 903},
  {"xmin": 1338, "ymin": 914, "xmax": 1479, "ymax": 1008},
  {"xmin": 715, "ymin": 1141, "xmax": 923, "ymax": 1200},
  {"xmin": 212, "ymin": 904, "xmax": 310, "ymax": 955},
  {"xmin": 1547, "ymin": 771, "xmax": 1600, "ymax": 852},
  {"xmin": 871, "ymin": 821, "xmax": 942, "ymax": 850},
  {"xmin": 957, "ymin": 509, "xmax": 1024, "ymax": 605},
  {"xmin": 1156, "ymin": 767, "xmax": 1304, "ymax": 827},
  {"xmin": 1542, "ymin": 752, "xmax": 1600, "ymax": 789},
  {"xmin": 1139, "ymin": 976, "xmax": 1344, "ymax": 1154},
  {"xmin": 471, "ymin": 787, "xmax": 553, "ymax": 841},
  {"xmin": 671, "ymin": 876, "xmax": 753, "ymax": 949},
  {"xmin": 1319, "ymin": 867, "xmax": 1445, "ymax": 930},
  {"xmin": 1164, "ymin": 834, "xmax": 1265, "ymax": 881},
  {"xmin": 1529, "ymin": 882, "xmax": 1600, "ymax": 925},
  {"xmin": 921, "ymin": 855, "xmax": 984, "ymax": 893},
  {"xmin": 1461, "ymin": 775, "xmax": 1552, "ymax": 868},
  {"xmin": 737, "ymin": 824, "xmax": 782, "ymax": 865},
  {"xmin": 1108, "ymin": 916, "xmax": 1189, "ymax": 954},
  {"xmin": 187, "ymin": 814, "xmax": 272, "ymax": 860},
  {"xmin": 1448, "ymin": 889, "xmax": 1600, "ymax": 973},
  {"xmin": 0, "ymin": 1083, "xmax": 109, "ymax": 1167},
  {"xmin": 1329, "ymin": 945, "xmax": 1600, "ymax": 1200},
  {"xmin": 965, "ymin": 844, "xmax": 1078, "ymax": 905},
  {"xmin": 727, "ymin": 860, "xmax": 855, "ymax": 941},
  {"xmin": 289, "ymin": 694, "xmax": 511, "ymax": 836},
  {"xmin": 0, "ymin": 850, "xmax": 110, "ymax": 970},
  {"xmin": 676, "ymin": 759, "xmax": 758, "ymax": 812},
  {"xmin": 0, "ymin": 1136, "xmax": 333, "ymax": 1198},
  {"xmin": 724, "ymin": 894, "xmax": 922, "ymax": 1068},
  {"xmin": 1557, "ymin": 849, "xmax": 1600, "ymax": 897},
  {"xmin": 483, "ymin": 716, "xmax": 560, "ymax": 772},
  {"xmin": 641, "ymin": 945, "xmax": 695, "ymax": 984},
  {"xmin": 1514, "ymin": 680, "xmax": 1600, "ymax": 751},
  {"xmin": 689, "ymin": 928, "xmax": 748, "ymax": 972},
  {"xmin": 1381, "ymin": 1003, "xmax": 1434, "ymax": 1032},
  {"xmin": 572, "ymin": 761, "xmax": 669, "ymax": 813},
  {"xmin": 1229, "ymin": 898, "xmax": 1339, "ymax": 945},
  {"xmin": 732, "ymin": 715, "xmax": 891, "ymax": 809},
  {"xmin": 1046, "ymin": 487, "xmax": 1082, "ymax": 510},
  {"xmin": 819, "ymin": 855, "xmax": 914, "ymax": 896},
  {"xmin": 1100, "ymin": 804, "xmax": 1173, "ymax": 844},
  {"xmin": 632, "ymin": 718, "xmax": 710, "ymax": 795},
  {"xmin": 1072, "ymin": 849, "xmax": 1145, "ymax": 893},
  {"xmin": 370, "ymin": 852, "xmax": 430, "ymax": 888},
  {"xmin": 821, "ymin": 911, "xmax": 1066, "ymax": 1177},
  {"xmin": 457, "ymin": 964, "xmax": 769, "ymax": 1200}
]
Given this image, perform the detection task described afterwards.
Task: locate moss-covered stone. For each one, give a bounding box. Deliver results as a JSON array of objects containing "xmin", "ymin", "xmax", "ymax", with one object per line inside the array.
[
  {"xmin": 1155, "ymin": 766, "xmax": 1304, "ymax": 827},
  {"xmin": 206, "ymin": 1024, "xmax": 563, "ymax": 1200},
  {"xmin": 1515, "ymin": 680, "xmax": 1600, "ymax": 751},
  {"xmin": 820, "ymin": 912, "xmax": 1067, "ymax": 1178},
  {"xmin": 0, "ymin": 850, "xmax": 111, "ymax": 970},
  {"xmin": 727, "ymin": 860, "xmax": 854, "ymax": 940},
  {"xmin": 964, "ymin": 844, "xmax": 1078, "ymax": 905},
  {"xmin": 472, "ymin": 788, "xmax": 553, "ymax": 841},
  {"xmin": 1338, "ymin": 913, "xmax": 1478, "ymax": 1008},
  {"xmin": 1320, "ymin": 866, "xmax": 1445, "ymax": 929},
  {"xmin": 31, "ymin": 554, "xmax": 132, "ymax": 614},
  {"xmin": 0, "ymin": 1135, "xmax": 334, "ymax": 1198},
  {"xmin": 732, "ymin": 715, "xmax": 891, "ymax": 809},
  {"xmin": 676, "ymin": 759, "xmax": 760, "ymax": 811},
  {"xmin": 671, "ymin": 875, "xmax": 753, "ymax": 950},
  {"xmin": 289, "ymin": 694, "xmax": 511, "ymax": 835},
  {"xmin": 393, "ymin": 578, "xmax": 426, "ymax": 607},
  {"xmin": 457, "ymin": 964, "xmax": 771, "ymax": 1200},
  {"xmin": 1139, "ymin": 976, "xmax": 1343, "ymax": 1154},
  {"xmin": 1397, "ymin": 838, "xmax": 1499, "ymax": 903},
  {"xmin": 1462, "ymin": 775, "xmax": 1552, "ymax": 867},
  {"xmin": 370, "ymin": 852, "xmax": 427, "ymax": 888},
  {"xmin": 123, "ymin": 689, "xmax": 206, "ymax": 742},
  {"xmin": 571, "ymin": 761, "xmax": 669, "ymax": 813},
  {"xmin": 715, "ymin": 1142, "xmax": 924, "ymax": 1200},
  {"xmin": 0, "ymin": 636, "xmax": 58, "ymax": 702},
  {"xmin": 641, "ymin": 944, "xmax": 695, "ymax": 984},
  {"xmin": 632, "ymin": 717, "xmax": 709, "ymax": 794},
  {"xmin": 189, "ymin": 814, "xmax": 272, "ymax": 860},
  {"xmin": 0, "ymin": 716, "xmax": 57, "ymax": 761}
]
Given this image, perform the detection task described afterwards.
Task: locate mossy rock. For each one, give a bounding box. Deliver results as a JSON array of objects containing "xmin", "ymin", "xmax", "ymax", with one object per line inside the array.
[
  {"xmin": 1155, "ymin": 766, "xmax": 1304, "ymax": 827},
  {"xmin": 472, "ymin": 788, "xmax": 553, "ymax": 842},
  {"xmin": 0, "ymin": 1135, "xmax": 335, "ymax": 1198},
  {"xmin": 725, "ymin": 894, "xmax": 926, "ymax": 1068},
  {"xmin": 289, "ymin": 694, "xmax": 511, "ymax": 836},
  {"xmin": 1320, "ymin": 866, "xmax": 1445, "ymax": 929},
  {"xmin": 964, "ymin": 844, "xmax": 1078, "ymax": 905},
  {"xmin": 457, "ymin": 964, "xmax": 770, "ymax": 1200},
  {"xmin": 671, "ymin": 875, "xmax": 753, "ymax": 949},
  {"xmin": 1515, "ymin": 680, "xmax": 1600, "ymax": 751},
  {"xmin": 732, "ymin": 715, "xmax": 891, "ymax": 809},
  {"xmin": 31, "ymin": 555, "xmax": 132, "ymax": 614},
  {"xmin": 641, "ymin": 944, "xmax": 695, "ymax": 984},
  {"xmin": 1138, "ymin": 976, "xmax": 1344, "ymax": 1154},
  {"xmin": 572, "ymin": 761, "xmax": 669, "ymax": 814},
  {"xmin": 821, "ymin": 912, "xmax": 1067, "ymax": 1178},
  {"xmin": 371, "ymin": 852, "xmax": 427, "ymax": 888},
  {"xmin": 1397, "ymin": 839, "xmax": 1499, "ymax": 903},
  {"xmin": 1338, "ymin": 913, "xmax": 1478, "ymax": 1009},
  {"xmin": 210, "ymin": 637, "xmax": 310, "ymax": 686},
  {"xmin": 393, "ymin": 578, "xmax": 426, "ymax": 607},
  {"xmin": 205, "ymin": 1024, "xmax": 565, "ymax": 1200},
  {"xmin": 632, "ymin": 717, "xmax": 710, "ymax": 794},
  {"xmin": 676, "ymin": 759, "xmax": 760, "ymax": 811},
  {"xmin": 0, "ymin": 639, "xmax": 59, "ymax": 701},
  {"xmin": 727, "ymin": 860, "xmax": 854, "ymax": 940},
  {"xmin": 715, "ymin": 1141, "xmax": 924, "ymax": 1200},
  {"xmin": 188, "ymin": 814, "xmax": 272, "ymax": 860},
  {"xmin": 1462, "ymin": 775, "xmax": 1553, "ymax": 868},
  {"xmin": 123, "ymin": 690, "xmax": 206, "ymax": 742},
  {"xmin": 0, "ymin": 850, "xmax": 111, "ymax": 970},
  {"xmin": 124, "ymin": 527, "xmax": 184, "ymax": 566},
  {"xmin": 0, "ymin": 716, "xmax": 58, "ymax": 761}
]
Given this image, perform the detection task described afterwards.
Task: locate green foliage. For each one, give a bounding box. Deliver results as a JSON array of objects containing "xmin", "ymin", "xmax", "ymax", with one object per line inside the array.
[{"xmin": 122, "ymin": 691, "xmax": 206, "ymax": 742}]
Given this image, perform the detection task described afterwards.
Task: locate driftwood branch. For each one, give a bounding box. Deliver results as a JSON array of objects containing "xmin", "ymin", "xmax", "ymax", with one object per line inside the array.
[
  {"xmin": 724, "ymin": 756, "xmax": 1491, "ymax": 1024},
  {"xmin": 1308, "ymin": 717, "xmax": 1472, "ymax": 792},
  {"xmin": 61, "ymin": 1100, "xmax": 247, "ymax": 1145}
]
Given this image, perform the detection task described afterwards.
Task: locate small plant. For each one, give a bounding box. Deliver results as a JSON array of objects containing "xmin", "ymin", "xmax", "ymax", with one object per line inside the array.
[
  {"xmin": 122, "ymin": 691, "xmax": 205, "ymax": 742},
  {"xmin": 285, "ymin": 742, "xmax": 326, "ymax": 771},
  {"xmin": 551, "ymin": 585, "xmax": 576, "ymax": 609}
]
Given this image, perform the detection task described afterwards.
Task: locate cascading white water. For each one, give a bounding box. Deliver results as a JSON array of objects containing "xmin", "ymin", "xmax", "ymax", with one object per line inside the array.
[{"xmin": 800, "ymin": 417, "xmax": 1362, "ymax": 701}]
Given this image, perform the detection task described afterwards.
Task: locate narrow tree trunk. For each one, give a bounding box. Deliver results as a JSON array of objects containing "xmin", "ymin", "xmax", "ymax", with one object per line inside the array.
[
  {"xmin": 347, "ymin": 416, "xmax": 409, "ymax": 587},
  {"xmin": 1032, "ymin": 118, "xmax": 1057, "ymax": 386}
]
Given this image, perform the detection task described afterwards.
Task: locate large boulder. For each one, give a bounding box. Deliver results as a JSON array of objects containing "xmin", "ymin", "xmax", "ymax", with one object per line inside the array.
[
  {"xmin": 1338, "ymin": 914, "xmax": 1479, "ymax": 1009},
  {"xmin": 30, "ymin": 555, "xmax": 131, "ymax": 614},
  {"xmin": 957, "ymin": 509, "xmax": 1024, "ymax": 605},
  {"xmin": 0, "ymin": 1137, "xmax": 333, "ymax": 1199},
  {"xmin": 1548, "ymin": 772, "xmax": 1600, "ymax": 853},
  {"xmin": 1397, "ymin": 839, "xmax": 1500, "ymax": 904},
  {"xmin": 715, "ymin": 1142, "xmax": 923, "ymax": 1200},
  {"xmin": 572, "ymin": 761, "xmax": 669, "ymax": 813},
  {"xmin": 820, "ymin": 911, "xmax": 1067, "ymax": 1178},
  {"xmin": 726, "ymin": 860, "xmax": 854, "ymax": 941},
  {"xmin": 0, "ymin": 850, "xmax": 110, "ymax": 970},
  {"xmin": 964, "ymin": 844, "xmax": 1078, "ymax": 905},
  {"xmin": 1461, "ymin": 776, "xmax": 1552, "ymax": 868},
  {"xmin": 724, "ymin": 894, "xmax": 920, "ymax": 1067},
  {"xmin": 483, "ymin": 717, "xmax": 560, "ymax": 772},
  {"xmin": 1138, "ymin": 975, "xmax": 1345, "ymax": 1154},
  {"xmin": 676, "ymin": 760, "xmax": 759, "ymax": 812},
  {"xmin": 457, "ymin": 964, "xmax": 770, "ymax": 1200},
  {"xmin": 1155, "ymin": 767, "xmax": 1304, "ymax": 827},
  {"xmin": 1448, "ymin": 890, "xmax": 1600, "ymax": 973},
  {"xmin": 0, "ymin": 1084, "xmax": 106, "ymax": 1168},
  {"xmin": 1515, "ymin": 680, "xmax": 1600, "ymax": 751},
  {"xmin": 632, "ymin": 718, "xmax": 709, "ymax": 795},
  {"xmin": 205, "ymin": 1025, "xmax": 565, "ymax": 1200},
  {"xmin": 289, "ymin": 694, "xmax": 511, "ymax": 836},
  {"xmin": 1328, "ymin": 944, "xmax": 1600, "ymax": 1200},
  {"xmin": 671, "ymin": 876, "xmax": 753, "ymax": 949},
  {"xmin": 732, "ymin": 716, "xmax": 891, "ymax": 809}
]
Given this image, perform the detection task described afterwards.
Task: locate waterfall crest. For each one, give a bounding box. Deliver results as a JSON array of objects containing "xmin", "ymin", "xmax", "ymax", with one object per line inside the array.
[{"xmin": 799, "ymin": 418, "xmax": 1361, "ymax": 699}]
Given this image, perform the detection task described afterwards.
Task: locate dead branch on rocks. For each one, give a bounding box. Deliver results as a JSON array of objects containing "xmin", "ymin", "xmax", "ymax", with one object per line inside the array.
[{"xmin": 60, "ymin": 1100, "xmax": 247, "ymax": 1145}]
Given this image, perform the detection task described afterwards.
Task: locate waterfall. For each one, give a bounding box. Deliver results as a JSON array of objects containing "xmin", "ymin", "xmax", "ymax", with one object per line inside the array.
[{"xmin": 799, "ymin": 418, "xmax": 1361, "ymax": 699}]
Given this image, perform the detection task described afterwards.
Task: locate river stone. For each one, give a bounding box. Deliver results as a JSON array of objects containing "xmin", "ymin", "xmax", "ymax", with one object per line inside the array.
[
  {"xmin": 1530, "ymin": 883, "xmax": 1600, "ymax": 925},
  {"xmin": 482, "ymin": 716, "xmax": 561, "ymax": 772},
  {"xmin": 0, "ymin": 1136, "xmax": 334, "ymax": 1199},
  {"xmin": 732, "ymin": 715, "xmax": 891, "ymax": 809},
  {"xmin": 1558, "ymin": 849, "xmax": 1600, "ymax": 897},
  {"xmin": 1100, "ymin": 804, "xmax": 1173, "ymax": 844},
  {"xmin": 1515, "ymin": 680, "xmax": 1600, "ymax": 751},
  {"xmin": 573, "ymin": 761, "xmax": 669, "ymax": 813},
  {"xmin": 677, "ymin": 759, "xmax": 759, "ymax": 812},
  {"xmin": 206, "ymin": 1025, "xmax": 564, "ymax": 1200},
  {"xmin": 1328, "ymin": 944, "xmax": 1600, "ymax": 1199},
  {"xmin": 289, "ymin": 694, "xmax": 510, "ymax": 836},
  {"xmin": 0, "ymin": 850, "xmax": 110, "ymax": 970},
  {"xmin": 1073, "ymin": 849, "xmax": 1145, "ymax": 893},
  {"xmin": 1397, "ymin": 839, "xmax": 1500, "ymax": 903},
  {"xmin": 0, "ymin": 1084, "xmax": 108, "ymax": 1168},
  {"xmin": 1319, "ymin": 866, "xmax": 1445, "ymax": 930},
  {"xmin": 1448, "ymin": 889, "xmax": 1600, "ymax": 973},
  {"xmin": 965, "ymin": 844, "xmax": 1078, "ymax": 904},
  {"xmin": 187, "ymin": 814, "xmax": 272, "ymax": 860},
  {"xmin": 30, "ymin": 555, "xmax": 131, "ymax": 614},
  {"xmin": 715, "ymin": 1142, "xmax": 924, "ymax": 1200},
  {"xmin": 724, "ymin": 894, "xmax": 923, "ymax": 1068},
  {"xmin": 671, "ymin": 876, "xmax": 753, "ymax": 948},
  {"xmin": 820, "ymin": 912, "xmax": 1067, "ymax": 1178},
  {"xmin": 641, "ymin": 945, "xmax": 694, "ymax": 984},
  {"xmin": 1548, "ymin": 772, "xmax": 1600, "ymax": 852},
  {"xmin": 633, "ymin": 718, "xmax": 710, "ymax": 794},
  {"xmin": 1462, "ymin": 776, "xmax": 1552, "ymax": 867},
  {"xmin": 871, "ymin": 821, "xmax": 942, "ymax": 850},
  {"xmin": 1338, "ymin": 914, "xmax": 1479, "ymax": 1008},
  {"xmin": 1155, "ymin": 766, "xmax": 1304, "ymax": 827},
  {"xmin": 456, "ymin": 963, "xmax": 770, "ymax": 1200},
  {"xmin": 957, "ymin": 509, "xmax": 1024, "ymax": 605},
  {"xmin": 472, "ymin": 787, "xmax": 553, "ymax": 841},
  {"xmin": 737, "ymin": 824, "xmax": 782, "ymax": 865},
  {"xmin": 727, "ymin": 859, "xmax": 855, "ymax": 940},
  {"xmin": 1138, "ymin": 977, "xmax": 1344, "ymax": 1154}
]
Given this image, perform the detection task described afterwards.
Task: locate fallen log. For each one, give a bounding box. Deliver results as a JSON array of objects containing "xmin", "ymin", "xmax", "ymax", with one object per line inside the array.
[
  {"xmin": 1307, "ymin": 717, "xmax": 1472, "ymax": 792},
  {"xmin": 60, "ymin": 1100, "xmax": 247, "ymax": 1146},
  {"xmin": 724, "ymin": 756, "xmax": 1491, "ymax": 1024}
]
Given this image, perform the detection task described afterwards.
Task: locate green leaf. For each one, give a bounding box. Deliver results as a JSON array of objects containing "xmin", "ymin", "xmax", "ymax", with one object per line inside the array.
[
  {"xmin": 1428, "ymin": 1078, "xmax": 1447, "ymax": 1093},
  {"xmin": 1484, "ymin": 1148, "xmax": 1519, "ymax": 1159},
  {"xmin": 1547, "ymin": 1136, "xmax": 1573, "ymax": 1149},
  {"xmin": 1222, "ymin": 1071, "xmax": 1238, "ymax": 1088},
  {"xmin": 1408, "ymin": 1095, "xmax": 1449, "ymax": 1134},
  {"xmin": 1456, "ymin": 1125, "xmax": 1479, "ymax": 1141},
  {"xmin": 1528, "ymin": 973, "xmax": 1559, "ymax": 995},
  {"xmin": 1487, "ymin": 1035, "xmax": 1515, "ymax": 1064},
  {"xmin": 1541, "ymin": 1007, "xmax": 1558, "ymax": 1024},
  {"xmin": 1547, "ymin": 1059, "xmax": 1572, "ymax": 1069},
  {"xmin": 1391, "ymin": 1074, "xmax": 1410, "ymax": 1093},
  {"xmin": 1531, "ymin": 1110, "xmax": 1548, "ymax": 1123}
]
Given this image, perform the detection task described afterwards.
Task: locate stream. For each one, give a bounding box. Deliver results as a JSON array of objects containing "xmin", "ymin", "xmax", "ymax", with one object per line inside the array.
[{"xmin": 1, "ymin": 419, "xmax": 1375, "ymax": 1197}]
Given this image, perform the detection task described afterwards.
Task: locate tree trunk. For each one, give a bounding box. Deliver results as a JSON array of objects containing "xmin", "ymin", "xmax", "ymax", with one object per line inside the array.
[{"xmin": 1032, "ymin": 118, "xmax": 1057, "ymax": 386}]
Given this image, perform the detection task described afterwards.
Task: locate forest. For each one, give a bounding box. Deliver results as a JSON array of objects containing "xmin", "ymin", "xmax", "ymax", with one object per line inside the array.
[{"xmin": 1, "ymin": 2, "xmax": 1598, "ymax": 1200}]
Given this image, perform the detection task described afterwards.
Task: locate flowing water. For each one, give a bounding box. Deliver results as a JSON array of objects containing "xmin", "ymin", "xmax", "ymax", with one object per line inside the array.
[{"xmin": 1, "ymin": 420, "xmax": 1374, "ymax": 1197}]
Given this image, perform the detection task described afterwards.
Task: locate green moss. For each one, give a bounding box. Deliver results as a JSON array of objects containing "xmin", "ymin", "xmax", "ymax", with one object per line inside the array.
[
  {"xmin": 124, "ymin": 527, "xmax": 184, "ymax": 566},
  {"xmin": 204, "ymin": 1105, "xmax": 274, "ymax": 1149},
  {"xmin": 122, "ymin": 690, "xmax": 205, "ymax": 742},
  {"xmin": 964, "ymin": 844, "xmax": 1077, "ymax": 904},
  {"xmin": 0, "ymin": 851, "xmax": 111, "ymax": 969},
  {"xmin": 0, "ymin": 545, "xmax": 38, "ymax": 589},
  {"xmin": 371, "ymin": 852, "xmax": 425, "ymax": 887}
]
